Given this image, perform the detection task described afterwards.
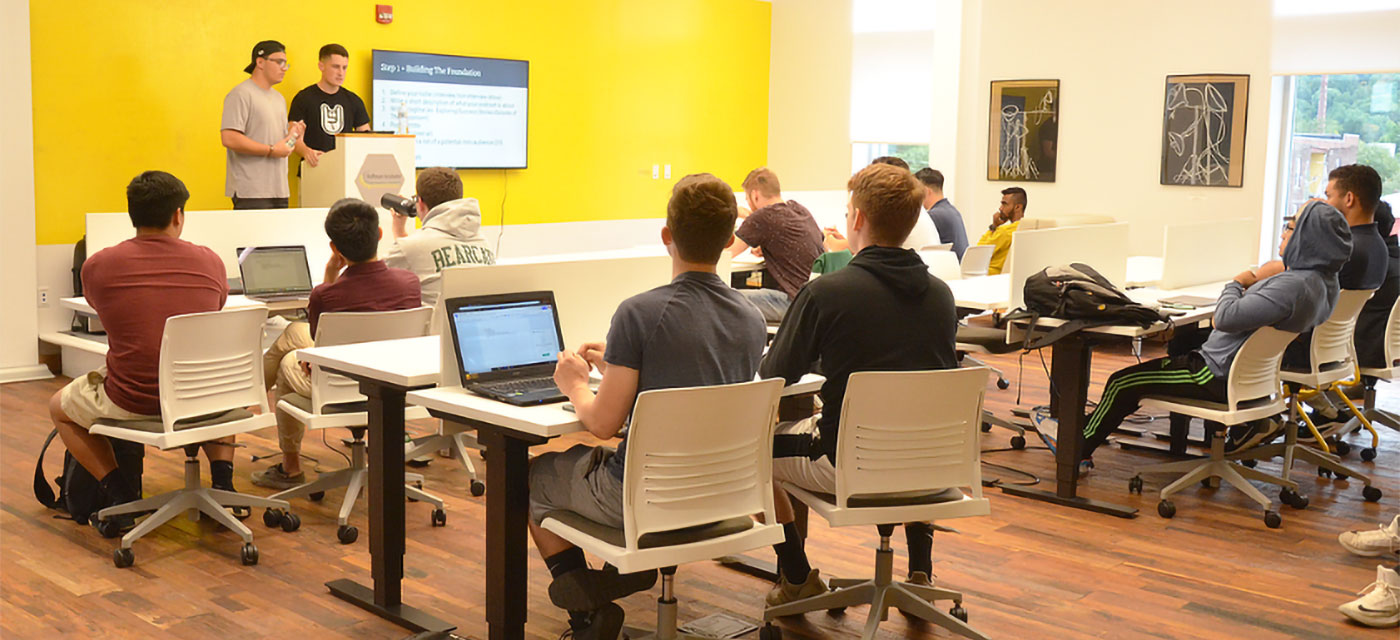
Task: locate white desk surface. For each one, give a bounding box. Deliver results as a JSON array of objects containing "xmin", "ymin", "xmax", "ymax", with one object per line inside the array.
[
  {"xmin": 60, "ymin": 294, "xmax": 299, "ymax": 316},
  {"xmin": 1125, "ymin": 256, "xmax": 1164, "ymax": 288},
  {"xmin": 946, "ymin": 274, "xmax": 1011, "ymax": 311}
]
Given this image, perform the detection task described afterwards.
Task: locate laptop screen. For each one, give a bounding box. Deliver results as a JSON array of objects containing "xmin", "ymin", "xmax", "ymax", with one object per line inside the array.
[
  {"xmin": 448, "ymin": 294, "xmax": 565, "ymax": 381},
  {"xmin": 236, "ymin": 246, "xmax": 313, "ymax": 296}
]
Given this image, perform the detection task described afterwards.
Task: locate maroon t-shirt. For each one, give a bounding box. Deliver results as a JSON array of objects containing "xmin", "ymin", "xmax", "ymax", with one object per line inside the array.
[
  {"xmin": 307, "ymin": 261, "xmax": 422, "ymax": 336},
  {"xmin": 83, "ymin": 235, "xmax": 228, "ymax": 415},
  {"xmin": 735, "ymin": 200, "xmax": 825, "ymax": 299}
]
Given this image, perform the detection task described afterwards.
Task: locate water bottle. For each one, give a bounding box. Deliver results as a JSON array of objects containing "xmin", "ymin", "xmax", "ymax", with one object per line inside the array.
[{"xmin": 397, "ymin": 101, "xmax": 409, "ymax": 134}]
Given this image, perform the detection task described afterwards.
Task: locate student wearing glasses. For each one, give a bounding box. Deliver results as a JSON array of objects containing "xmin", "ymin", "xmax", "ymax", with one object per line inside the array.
[{"xmin": 220, "ymin": 40, "xmax": 305, "ymax": 209}]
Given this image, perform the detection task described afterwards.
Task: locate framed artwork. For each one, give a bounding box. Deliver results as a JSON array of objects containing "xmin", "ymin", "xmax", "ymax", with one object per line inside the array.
[
  {"xmin": 1160, "ymin": 73, "xmax": 1249, "ymax": 187},
  {"xmin": 988, "ymin": 79, "xmax": 1059, "ymax": 182}
]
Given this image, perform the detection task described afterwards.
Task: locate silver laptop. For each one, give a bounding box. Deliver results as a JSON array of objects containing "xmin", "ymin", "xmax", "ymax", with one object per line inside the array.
[
  {"xmin": 236, "ymin": 246, "xmax": 314, "ymax": 302},
  {"xmin": 445, "ymin": 291, "xmax": 568, "ymax": 406}
]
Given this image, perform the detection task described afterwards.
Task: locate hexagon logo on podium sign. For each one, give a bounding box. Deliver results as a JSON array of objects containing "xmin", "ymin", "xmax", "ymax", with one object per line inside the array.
[{"xmin": 355, "ymin": 153, "xmax": 405, "ymax": 205}]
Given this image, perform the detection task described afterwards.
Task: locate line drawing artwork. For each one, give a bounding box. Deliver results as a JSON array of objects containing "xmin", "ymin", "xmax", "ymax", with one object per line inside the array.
[
  {"xmin": 999, "ymin": 90, "xmax": 1055, "ymax": 180},
  {"xmin": 1164, "ymin": 82, "xmax": 1230, "ymax": 185}
]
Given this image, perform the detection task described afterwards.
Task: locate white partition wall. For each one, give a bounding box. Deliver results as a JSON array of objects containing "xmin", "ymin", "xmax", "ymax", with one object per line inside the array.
[
  {"xmin": 1160, "ymin": 219, "xmax": 1258, "ymax": 290},
  {"xmin": 1007, "ymin": 223, "xmax": 1131, "ymax": 310}
]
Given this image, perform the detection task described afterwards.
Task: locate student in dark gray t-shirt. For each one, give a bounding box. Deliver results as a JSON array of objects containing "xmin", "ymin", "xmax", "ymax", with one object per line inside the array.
[
  {"xmin": 914, "ymin": 168, "xmax": 970, "ymax": 259},
  {"xmin": 525, "ymin": 173, "xmax": 766, "ymax": 638}
]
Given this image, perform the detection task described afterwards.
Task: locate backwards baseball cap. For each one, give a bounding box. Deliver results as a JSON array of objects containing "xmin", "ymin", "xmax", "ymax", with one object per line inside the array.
[{"xmin": 244, "ymin": 40, "xmax": 286, "ymax": 74}]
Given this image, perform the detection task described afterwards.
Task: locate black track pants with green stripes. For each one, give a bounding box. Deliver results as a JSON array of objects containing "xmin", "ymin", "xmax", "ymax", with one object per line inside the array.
[{"xmin": 1081, "ymin": 351, "xmax": 1227, "ymax": 461}]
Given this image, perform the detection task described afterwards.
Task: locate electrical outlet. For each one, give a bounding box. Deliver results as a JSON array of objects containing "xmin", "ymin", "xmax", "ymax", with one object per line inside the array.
[
  {"xmin": 37, "ymin": 287, "xmax": 50, "ymax": 308},
  {"xmin": 652, "ymin": 164, "xmax": 660, "ymax": 180},
  {"xmin": 664, "ymin": 164, "xmax": 672, "ymax": 179}
]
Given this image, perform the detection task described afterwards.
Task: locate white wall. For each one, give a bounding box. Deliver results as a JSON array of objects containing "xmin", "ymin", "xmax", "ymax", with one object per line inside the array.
[
  {"xmin": 768, "ymin": 0, "xmax": 854, "ymax": 190},
  {"xmin": 952, "ymin": 0, "xmax": 1274, "ymax": 256},
  {"xmin": 0, "ymin": 0, "xmax": 51, "ymax": 383}
]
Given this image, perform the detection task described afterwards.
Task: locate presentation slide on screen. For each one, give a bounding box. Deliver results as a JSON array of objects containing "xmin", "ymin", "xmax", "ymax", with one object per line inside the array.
[{"xmin": 372, "ymin": 50, "xmax": 528, "ymax": 169}]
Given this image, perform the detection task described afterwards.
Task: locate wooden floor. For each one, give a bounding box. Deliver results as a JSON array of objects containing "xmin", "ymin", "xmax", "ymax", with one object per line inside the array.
[{"xmin": 3, "ymin": 342, "xmax": 1398, "ymax": 639}]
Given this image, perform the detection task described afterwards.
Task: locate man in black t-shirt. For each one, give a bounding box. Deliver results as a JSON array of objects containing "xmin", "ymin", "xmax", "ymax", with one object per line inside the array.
[{"xmin": 287, "ymin": 43, "xmax": 371, "ymax": 167}]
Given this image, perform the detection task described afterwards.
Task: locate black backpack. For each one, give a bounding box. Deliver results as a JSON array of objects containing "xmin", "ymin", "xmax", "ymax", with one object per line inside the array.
[
  {"xmin": 33, "ymin": 429, "xmax": 144, "ymax": 525},
  {"xmin": 1007, "ymin": 263, "xmax": 1165, "ymax": 350}
]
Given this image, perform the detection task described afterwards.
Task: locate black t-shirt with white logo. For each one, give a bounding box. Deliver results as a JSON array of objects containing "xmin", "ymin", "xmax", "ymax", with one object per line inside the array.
[{"xmin": 288, "ymin": 84, "xmax": 371, "ymax": 152}]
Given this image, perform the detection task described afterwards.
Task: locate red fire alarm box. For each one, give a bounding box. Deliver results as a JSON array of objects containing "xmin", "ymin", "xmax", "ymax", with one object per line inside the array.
[{"xmin": 376, "ymin": 5, "xmax": 393, "ymax": 24}]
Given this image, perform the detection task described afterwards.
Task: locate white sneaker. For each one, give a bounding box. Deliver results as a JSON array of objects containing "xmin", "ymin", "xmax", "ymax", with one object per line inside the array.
[
  {"xmin": 1338, "ymin": 565, "xmax": 1400, "ymax": 628},
  {"xmin": 1338, "ymin": 515, "xmax": 1400, "ymax": 557}
]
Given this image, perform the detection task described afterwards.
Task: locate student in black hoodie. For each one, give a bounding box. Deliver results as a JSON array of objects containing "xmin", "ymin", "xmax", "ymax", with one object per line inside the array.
[{"xmin": 759, "ymin": 162, "xmax": 960, "ymax": 605}]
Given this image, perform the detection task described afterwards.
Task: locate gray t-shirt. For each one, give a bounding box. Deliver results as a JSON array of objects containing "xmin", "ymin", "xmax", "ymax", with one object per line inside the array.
[
  {"xmin": 221, "ymin": 79, "xmax": 289, "ymax": 198},
  {"xmin": 602, "ymin": 271, "xmax": 767, "ymax": 480},
  {"xmin": 926, "ymin": 198, "xmax": 970, "ymax": 260}
]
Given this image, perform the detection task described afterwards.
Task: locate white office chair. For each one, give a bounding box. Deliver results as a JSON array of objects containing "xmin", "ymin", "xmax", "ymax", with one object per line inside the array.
[
  {"xmin": 1347, "ymin": 296, "xmax": 1400, "ymax": 434},
  {"xmin": 265, "ymin": 308, "xmax": 446, "ymax": 544},
  {"xmin": 92, "ymin": 307, "xmax": 293, "ymax": 568},
  {"xmin": 541, "ymin": 379, "xmax": 786, "ymax": 640},
  {"xmin": 959, "ymin": 245, "xmax": 994, "ymax": 278},
  {"xmin": 1244, "ymin": 290, "xmax": 1382, "ymax": 506},
  {"xmin": 920, "ymin": 243, "xmax": 953, "ymax": 251},
  {"xmin": 1132, "ymin": 327, "xmax": 1297, "ymax": 528},
  {"xmin": 921, "ymin": 250, "xmax": 962, "ymax": 282},
  {"xmin": 762, "ymin": 368, "xmax": 993, "ymax": 640}
]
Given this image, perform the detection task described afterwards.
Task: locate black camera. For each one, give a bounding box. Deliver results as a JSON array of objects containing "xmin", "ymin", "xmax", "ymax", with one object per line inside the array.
[{"xmin": 380, "ymin": 193, "xmax": 416, "ymax": 217}]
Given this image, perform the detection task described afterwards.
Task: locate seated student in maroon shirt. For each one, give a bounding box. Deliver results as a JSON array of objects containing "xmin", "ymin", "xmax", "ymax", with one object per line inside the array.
[
  {"xmin": 49, "ymin": 171, "xmax": 231, "ymax": 527},
  {"xmin": 252, "ymin": 198, "xmax": 421, "ymax": 489}
]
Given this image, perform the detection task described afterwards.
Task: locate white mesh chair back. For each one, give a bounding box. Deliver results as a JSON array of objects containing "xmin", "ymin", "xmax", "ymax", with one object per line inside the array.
[
  {"xmin": 157, "ymin": 307, "xmax": 270, "ymax": 431},
  {"xmin": 959, "ymin": 244, "xmax": 994, "ymax": 277},
  {"xmin": 1226, "ymin": 326, "xmax": 1298, "ymax": 410},
  {"xmin": 1306, "ymin": 289, "xmax": 1375, "ymax": 375},
  {"xmin": 921, "ymin": 250, "xmax": 962, "ymax": 281},
  {"xmin": 1384, "ymin": 296, "xmax": 1400, "ymax": 367},
  {"xmin": 620, "ymin": 378, "xmax": 784, "ymax": 552},
  {"xmin": 834, "ymin": 368, "xmax": 987, "ymax": 506},
  {"xmin": 309, "ymin": 307, "xmax": 433, "ymax": 412}
]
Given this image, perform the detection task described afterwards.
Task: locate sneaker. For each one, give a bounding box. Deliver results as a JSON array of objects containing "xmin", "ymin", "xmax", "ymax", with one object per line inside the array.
[
  {"xmin": 908, "ymin": 570, "xmax": 935, "ymax": 586},
  {"xmin": 1031, "ymin": 410, "xmax": 1058, "ymax": 454},
  {"xmin": 1338, "ymin": 565, "xmax": 1400, "ymax": 628},
  {"xmin": 1224, "ymin": 419, "xmax": 1282, "ymax": 455},
  {"xmin": 406, "ymin": 435, "xmax": 432, "ymax": 468},
  {"xmin": 765, "ymin": 568, "xmax": 829, "ymax": 608},
  {"xmin": 1339, "ymin": 516, "xmax": 1400, "ymax": 557},
  {"xmin": 209, "ymin": 479, "xmax": 251, "ymax": 520},
  {"xmin": 250, "ymin": 462, "xmax": 306, "ymax": 490},
  {"xmin": 558, "ymin": 603, "xmax": 624, "ymax": 640},
  {"xmin": 1078, "ymin": 459, "xmax": 1095, "ymax": 478},
  {"xmin": 548, "ymin": 565, "xmax": 658, "ymax": 612}
]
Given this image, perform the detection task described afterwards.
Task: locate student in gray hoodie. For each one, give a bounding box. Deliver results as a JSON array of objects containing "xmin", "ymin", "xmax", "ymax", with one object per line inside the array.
[
  {"xmin": 1080, "ymin": 200, "xmax": 1353, "ymax": 461},
  {"xmin": 386, "ymin": 167, "xmax": 495, "ymax": 305}
]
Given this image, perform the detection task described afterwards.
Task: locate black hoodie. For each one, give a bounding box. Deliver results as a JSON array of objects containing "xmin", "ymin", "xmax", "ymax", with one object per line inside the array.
[{"xmin": 760, "ymin": 245, "xmax": 959, "ymax": 461}]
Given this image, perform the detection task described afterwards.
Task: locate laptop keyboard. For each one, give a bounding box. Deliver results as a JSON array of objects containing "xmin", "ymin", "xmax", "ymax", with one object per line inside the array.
[{"xmin": 481, "ymin": 376, "xmax": 558, "ymax": 395}]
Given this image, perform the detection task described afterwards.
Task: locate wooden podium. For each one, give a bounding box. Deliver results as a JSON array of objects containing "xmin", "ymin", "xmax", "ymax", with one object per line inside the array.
[{"xmin": 300, "ymin": 133, "xmax": 416, "ymax": 207}]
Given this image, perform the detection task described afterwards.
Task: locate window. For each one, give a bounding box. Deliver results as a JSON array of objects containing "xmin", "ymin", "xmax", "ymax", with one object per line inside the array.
[
  {"xmin": 851, "ymin": 142, "xmax": 930, "ymax": 173},
  {"xmin": 849, "ymin": 0, "xmax": 936, "ymax": 174}
]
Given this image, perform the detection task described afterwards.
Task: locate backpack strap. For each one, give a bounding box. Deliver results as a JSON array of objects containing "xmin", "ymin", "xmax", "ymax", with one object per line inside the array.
[{"xmin": 33, "ymin": 428, "xmax": 61, "ymax": 509}]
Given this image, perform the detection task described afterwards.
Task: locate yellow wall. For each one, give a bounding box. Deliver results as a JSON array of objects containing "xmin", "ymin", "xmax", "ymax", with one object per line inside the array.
[{"xmin": 31, "ymin": 0, "xmax": 772, "ymax": 245}]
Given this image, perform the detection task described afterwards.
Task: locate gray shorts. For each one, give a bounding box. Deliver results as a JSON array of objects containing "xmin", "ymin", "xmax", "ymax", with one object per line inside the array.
[{"xmin": 528, "ymin": 444, "xmax": 625, "ymax": 528}]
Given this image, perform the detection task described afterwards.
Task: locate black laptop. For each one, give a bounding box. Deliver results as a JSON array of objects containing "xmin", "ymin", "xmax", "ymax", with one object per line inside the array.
[
  {"xmin": 445, "ymin": 291, "xmax": 569, "ymax": 406},
  {"xmin": 235, "ymin": 246, "xmax": 314, "ymax": 302}
]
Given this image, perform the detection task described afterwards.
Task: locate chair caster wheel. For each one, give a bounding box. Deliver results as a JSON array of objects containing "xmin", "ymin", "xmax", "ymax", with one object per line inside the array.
[
  {"xmin": 279, "ymin": 512, "xmax": 301, "ymax": 532},
  {"xmin": 1157, "ymin": 500, "xmax": 1176, "ymax": 519},
  {"xmin": 1360, "ymin": 447, "xmax": 1377, "ymax": 462},
  {"xmin": 996, "ymin": 378, "xmax": 1010, "ymax": 390},
  {"xmin": 1010, "ymin": 435, "xmax": 1026, "ymax": 450},
  {"xmin": 1363, "ymin": 485, "xmax": 1382, "ymax": 502},
  {"xmin": 309, "ymin": 491, "xmax": 325, "ymax": 502},
  {"xmin": 96, "ymin": 518, "xmax": 124, "ymax": 539},
  {"xmin": 1335, "ymin": 472, "xmax": 1350, "ymax": 481},
  {"xmin": 1280, "ymin": 489, "xmax": 1308, "ymax": 510},
  {"xmin": 113, "ymin": 547, "xmax": 134, "ymax": 568},
  {"xmin": 1333, "ymin": 440, "xmax": 1351, "ymax": 456},
  {"xmin": 241, "ymin": 543, "xmax": 259, "ymax": 566},
  {"xmin": 337, "ymin": 524, "xmax": 359, "ymax": 544},
  {"xmin": 1263, "ymin": 511, "xmax": 1281, "ymax": 529},
  {"xmin": 470, "ymin": 480, "xmax": 486, "ymax": 497},
  {"xmin": 949, "ymin": 604, "xmax": 968, "ymax": 622},
  {"xmin": 263, "ymin": 508, "xmax": 291, "ymax": 528},
  {"xmin": 1318, "ymin": 467, "xmax": 1332, "ymax": 478},
  {"xmin": 1128, "ymin": 476, "xmax": 1144, "ymax": 495},
  {"xmin": 431, "ymin": 508, "xmax": 447, "ymax": 527},
  {"xmin": 759, "ymin": 623, "xmax": 783, "ymax": 640},
  {"xmin": 981, "ymin": 422, "xmax": 991, "ymax": 433},
  {"xmin": 827, "ymin": 606, "xmax": 847, "ymax": 616},
  {"xmin": 1241, "ymin": 459, "xmax": 1258, "ymax": 468}
]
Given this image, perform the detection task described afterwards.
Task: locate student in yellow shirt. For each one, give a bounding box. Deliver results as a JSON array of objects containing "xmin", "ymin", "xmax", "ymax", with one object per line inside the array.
[{"xmin": 977, "ymin": 186, "xmax": 1027, "ymax": 275}]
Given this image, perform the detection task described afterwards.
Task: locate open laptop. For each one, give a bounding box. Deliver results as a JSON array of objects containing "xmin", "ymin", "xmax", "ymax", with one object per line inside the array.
[
  {"xmin": 445, "ymin": 291, "xmax": 569, "ymax": 406},
  {"xmin": 236, "ymin": 246, "xmax": 314, "ymax": 302}
]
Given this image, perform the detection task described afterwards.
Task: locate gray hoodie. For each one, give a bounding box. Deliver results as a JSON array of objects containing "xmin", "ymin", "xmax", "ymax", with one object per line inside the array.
[
  {"xmin": 384, "ymin": 197, "xmax": 495, "ymax": 305},
  {"xmin": 1199, "ymin": 201, "xmax": 1352, "ymax": 376}
]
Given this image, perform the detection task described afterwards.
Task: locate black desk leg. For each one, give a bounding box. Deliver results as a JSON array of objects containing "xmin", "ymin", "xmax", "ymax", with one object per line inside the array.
[
  {"xmin": 478, "ymin": 426, "xmax": 531, "ymax": 640},
  {"xmin": 326, "ymin": 380, "xmax": 454, "ymax": 635},
  {"xmin": 999, "ymin": 335, "xmax": 1138, "ymax": 518}
]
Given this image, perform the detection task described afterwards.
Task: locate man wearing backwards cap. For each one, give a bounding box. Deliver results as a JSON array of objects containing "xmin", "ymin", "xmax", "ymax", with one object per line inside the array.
[{"xmin": 220, "ymin": 40, "xmax": 306, "ymax": 209}]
